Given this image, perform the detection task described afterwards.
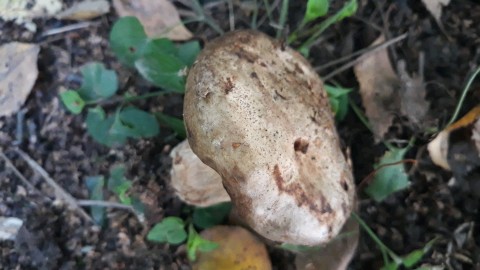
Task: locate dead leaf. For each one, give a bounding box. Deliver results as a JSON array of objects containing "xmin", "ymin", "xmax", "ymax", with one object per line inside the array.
[
  {"xmin": 193, "ymin": 226, "xmax": 272, "ymax": 270},
  {"xmin": 113, "ymin": 0, "xmax": 193, "ymax": 40},
  {"xmin": 295, "ymin": 217, "xmax": 359, "ymax": 270},
  {"xmin": 422, "ymin": 0, "xmax": 451, "ymax": 23},
  {"xmin": 170, "ymin": 140, "xmax": 231, "ymax": 207},
  {"xmin": 397, "ymin": 57, "xmax": 429, "ymax": 127},
  {"xmin": 0, "ymin": 0, "xmax": 63, "ymax": 31},
  {"xmin": 0, "ymin": 42, "xmax": 40, "ymax": 117},
  {"xmin": 354, "ymin": 35, "xmax": 399, "ymax": 140},
  {"xmin": 56, "ymin": 0, "xmax": 110, "ymax": 20}
]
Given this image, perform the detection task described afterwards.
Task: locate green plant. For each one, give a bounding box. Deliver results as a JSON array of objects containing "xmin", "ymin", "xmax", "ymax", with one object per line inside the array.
[
  {"xmin": 61, "ymin": 17, "xmax": 201, "ymax": 146},
  {"xmin": 85, "ymin": 164, "xmax": 144, "ymax": 225},
  {"xmin": 325, "ymin": 84, "xmax": 351, "ymax": 121}
]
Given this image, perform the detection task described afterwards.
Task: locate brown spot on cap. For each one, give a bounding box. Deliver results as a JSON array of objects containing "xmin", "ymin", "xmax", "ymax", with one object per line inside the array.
[
  {"xmin": 232, "ymin": 142, "xmax": 242, "ymax": 149},
  {"xmin": 294, "ymin": 138, "xmax": 309, "ymax": 154},
  {"xmin": 224, "ymin": 77, "xmax": 234, "ymax": 94}
]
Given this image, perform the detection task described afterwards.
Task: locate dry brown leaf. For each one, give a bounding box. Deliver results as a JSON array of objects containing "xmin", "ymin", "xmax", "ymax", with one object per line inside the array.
[
  {"xmin": 397, "ymin": 58, "xmax": 429, "ymax": 127},
  {"xmin": 0, "ymin": 42, "xmax": 40, "ymax": 117},
  {"xmin": 170, "ymin": 140, "xmax": 231, "ymax": 207},
  {"xmin": 192, "ymin": 226, "xmax": 272, "ymax": 270},
  {"xmin": 0, "ymin": 0, "xmax": 63, "ymax": 31},
  {"xmin": 422, "ymin": 0, "xmax": 451, "ymax": 23},
  {"xmin": 113, "ymin": 0, "xmax": 193, "ymax": 40},
  {"xmin": 295, "ymin": 217, "xmax": 359, "ymax": 270},
  {"xmin": 56, "ymin": 0, "xmax": 110, "ymax": 20},
  {"xmin": 354, "ymin": 35, "xmax": 399, "ymax": 140}
]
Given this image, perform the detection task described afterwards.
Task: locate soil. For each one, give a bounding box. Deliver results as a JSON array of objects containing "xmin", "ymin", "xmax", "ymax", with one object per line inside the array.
[{"xmin": 1, "ymin": 0, "xmax": 480, "ymax": 269}]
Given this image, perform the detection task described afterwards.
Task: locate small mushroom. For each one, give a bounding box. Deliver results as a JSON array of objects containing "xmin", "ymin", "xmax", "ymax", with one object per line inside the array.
[
  {"xmin": 184, "ymin": 30, "xmax": 355, "ymax": 246},
  {"xmin": 170, "ymin": 140, "xmax": 231, "ymax": 207}
]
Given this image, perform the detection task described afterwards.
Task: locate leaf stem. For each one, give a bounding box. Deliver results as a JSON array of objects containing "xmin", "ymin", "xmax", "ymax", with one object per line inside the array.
[
  {"xmin": 276, "ymin": 0, "xmax": 289, "ymax": 38},
  {"xmin": 447, "ymin": 65, "xmax": 480, "ymax": 126}
]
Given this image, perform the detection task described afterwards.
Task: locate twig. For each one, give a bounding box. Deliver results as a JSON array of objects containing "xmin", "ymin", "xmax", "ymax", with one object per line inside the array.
[
  {"xmin": 0, "ymin": 151, "xmax": 38, "ymax": 193},
  {"xmin": 14, "ymin": 148, "xmax": 93, "ymax": 223},
  {"xmin": 41, "ymin": 21, "xmax": 96, "ymax": 37},
  {"xmin": 321, "ymin": 33, "xmax": 407, "ymax": 81},
  {"xmin": 77, "ymin": 200, "xmax": 145, "ymax": 223}
]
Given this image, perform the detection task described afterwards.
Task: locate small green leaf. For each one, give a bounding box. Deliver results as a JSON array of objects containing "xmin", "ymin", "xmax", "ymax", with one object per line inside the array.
[
  {"xmin": 110, "ymin": 17, "xmax": 148, "ymax": 67},
  {"xmin": 334, "ymin": 0, "xmax": 357, "ymax": 22},
  {"xmin": 177, "ymin": 41, "xmax": 201, "ymax": 66},
  {"xmin": 193, "ymin": 202, "xmax": 232, "ymax": 229},
  {"xmin": 108, "ymin": 165, "xmax": 132, "ymax": 205},
  {"xmin": 155, "ymin": 113, "xmax": 186, "ymax": 138},
  {"xmin": 402, "ymin": 249, "xmax": 424, "ymax": 268},
  {"xmin": 146, "ymin": 38, "xmax": 178, "ymax": 56},
  {"xmin": 365, "ymin": 146, "xmax": 410, "ymax": 202},
  {"xmin": 135, "ymin": 50, "xmax": 186, "ymax": 92},
  {"xmin": 147, "ymin": 217, "xmax": 187, "ymax": 245},
  {"xmin": 325, "ymin": 85, "xmax": 351, "ymax": 121},
  {"xmin": 112, "ymin": 107, "xmax": 159, "ymax": 138},
  {"xmin": 187, "ymin": 224, "xmax": 218, "ymax": 261},
  {"xmin": 60, "ymin": 90, "xmax": 85, "ymax": 114},
  {"xmin": 78, "ymin": 62, "xmax": 118, "ymax": 101},
  {"xmin": 305, "ymin": 0, "xmax": 329, "ymax": 23},
  {"xmin": 86, "ymin": 107, "xmax": 127, "ymax": 147},
  {"xmin": 85, "ymin": 176, "xmax": 105, "ymax": 225}
]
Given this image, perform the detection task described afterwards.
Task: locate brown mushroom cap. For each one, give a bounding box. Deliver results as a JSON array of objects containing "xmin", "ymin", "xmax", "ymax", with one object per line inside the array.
[{"xmin": 184, "ymin": 30, "xmax": 355, "ymax": 245}]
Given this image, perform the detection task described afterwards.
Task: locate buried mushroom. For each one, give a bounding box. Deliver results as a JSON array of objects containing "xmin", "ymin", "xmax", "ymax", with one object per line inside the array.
[{"xmin": 183, "ymin": 30, "xmax": 355, "ymax": 246}]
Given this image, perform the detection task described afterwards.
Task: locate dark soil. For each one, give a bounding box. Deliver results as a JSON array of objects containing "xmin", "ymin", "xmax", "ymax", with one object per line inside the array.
[{"xmin": 1, "ymin": 0, "xmax": 480, "ymax": 269}]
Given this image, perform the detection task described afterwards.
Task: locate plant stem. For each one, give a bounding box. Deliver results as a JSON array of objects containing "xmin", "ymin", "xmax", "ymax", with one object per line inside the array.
[
  {"xmin": 86, "ymin": 90, "xmax": 168, "ymax": 107},
  {"xmin": 276, "ymin": 0, "xmax": 289, "ymax": 38},
  {"xmin": 447, "ymin": 65, "xmax": 480, "ymax": 126},
  {"xmin": 251, "ymin": 0, "xmax": 259, "ymax": 29}
]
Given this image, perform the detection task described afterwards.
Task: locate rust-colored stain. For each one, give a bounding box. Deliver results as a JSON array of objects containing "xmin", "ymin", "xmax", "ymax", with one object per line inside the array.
[
  {"xmin": 224, "ymin": 77, "xmax": 235, "ymax": 94},
  {"xmin": 273, "ymin": 164, "xmax": 332, "ymax": 216},
  {"xmin": 232, "ymin": 142, "xmax": 242, "ymax": 149},
  {"xmin": 294, "ymin": 138, "xmax": 309, "ymax": 154}
]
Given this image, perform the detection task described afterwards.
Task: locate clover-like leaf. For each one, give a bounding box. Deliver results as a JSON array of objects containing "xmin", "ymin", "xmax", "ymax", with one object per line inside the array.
[
  {"xmin": 147, "ymin": 217, "xmax": 187, "ymax": 244},
  {"xmin": 110, "ymin": 16, "xmax": 148, "ymax": 67},
  {"xmin": 60, "ymin": 90, "xmax": 85, "ymax": 114},
  {"xmin": 193, "ymin": 202, "xmax": 232, "ymax": 229},
  {"xmin": 78, "ymin": 62, "xmax": 118, "ymax": 101},
  {"xmin": 108, "ymin": 165, "xmax": 132, "ymax": 205},
  {"xmin": 111, "ymin": 107, "xmax": 160, "ymax": 138},
  {"xmin": 85, "ymin": 176, "xmax": 105, "ymax": 225},
  {"xmin": 365, "ymin": 146, "xmax": 410, "ymax": 202},
  {"xmin": 86, "ymin": 107, "xmax": 127, "ymax": 147},
  {"xmin": 187, "ymin": 224, "xmax": 218, "ymax": 261},
  {"xmin": 304, "ymin": 0, "xmax": 329, "ymax": 23}
]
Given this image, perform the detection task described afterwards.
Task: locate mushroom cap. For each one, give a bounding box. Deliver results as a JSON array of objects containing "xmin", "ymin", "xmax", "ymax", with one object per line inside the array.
[
  {"xmin": 184, "ymin": 30, "xmax": 355, "ymax": 245},
  {"xmin": 170, "ymin": 140, "xmax": 231, "ymax": 207}
]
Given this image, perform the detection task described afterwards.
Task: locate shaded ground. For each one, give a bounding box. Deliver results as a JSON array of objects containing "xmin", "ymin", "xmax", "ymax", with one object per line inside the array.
[{"xmin": 1, "ymin": 0, "xmax": 480, "ymax": 269}]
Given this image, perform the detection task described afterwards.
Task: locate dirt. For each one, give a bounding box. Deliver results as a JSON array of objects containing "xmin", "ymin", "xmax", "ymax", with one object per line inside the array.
[{"xmin": 0, "ymin": 0, "xmax": 479, "ymax": 269}]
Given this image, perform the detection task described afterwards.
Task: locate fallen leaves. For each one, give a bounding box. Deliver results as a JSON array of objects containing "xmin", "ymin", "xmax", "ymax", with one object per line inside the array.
[
  {"xmin": 354, "ymin": 36, "xmax": 398, "ymax": 140},
  {"xmin": 192, "ymin": 226, "xmax": 272, "ymax": 270},
  {"xmin": 170, "ymin": 140, "xmax": 230, "ymax": 207},
  {"xmin": 354, "ymin": 35, "xmax": 429, "ymax": 140},
  {"xmin": 113, "ymin": 0, "xmax": 193, "ymax": 40},
  {"xmin": 56, "ymin": 0, "xmax": 110, "ymax": 21},
  {"xmin": 422, "ymin": 0, "xmax": 451, "ymax": 23},
  {"xmin": 0, "ymin": 42, "xmax": 40, "ymax": 117}
]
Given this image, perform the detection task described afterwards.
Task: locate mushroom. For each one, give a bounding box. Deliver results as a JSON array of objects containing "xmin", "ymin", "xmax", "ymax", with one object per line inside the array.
[{"xmin": 184, "ymin": 30, "xmax": 355, "ymax": 246}]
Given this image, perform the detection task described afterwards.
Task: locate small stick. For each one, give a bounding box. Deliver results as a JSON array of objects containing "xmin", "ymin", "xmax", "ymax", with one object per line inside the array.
[
  {"xmin": 41, "ymin": 21, "xmax": 96, "ymax": 37},
  {"xmin": 321, "ymin": 33, "xmax": 407, "ymax": 81},
  {"xmin": 0, "ymin": 151, "xmax": 38, "ymax": 193},
  {"xmin": 14, "ymin": 148, "xmax": 93, "ymax": 223}
]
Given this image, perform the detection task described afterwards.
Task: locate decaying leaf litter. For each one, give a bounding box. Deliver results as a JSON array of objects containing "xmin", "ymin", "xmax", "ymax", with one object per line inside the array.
[{"xmin": 1, "ymin": 0, "xmax": 480, "ymax": 269}]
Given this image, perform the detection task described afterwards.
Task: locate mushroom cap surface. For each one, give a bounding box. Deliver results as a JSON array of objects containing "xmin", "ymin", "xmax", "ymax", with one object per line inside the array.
[{"xmin": 184, "ymin": 30, "xmax": 355, "ymax": 245}]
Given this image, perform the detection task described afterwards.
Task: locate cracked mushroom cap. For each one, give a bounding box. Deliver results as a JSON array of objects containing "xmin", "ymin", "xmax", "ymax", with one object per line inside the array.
[{"xmin": 184, "ymin": 30, "xmax": 355, "ymax": 246}]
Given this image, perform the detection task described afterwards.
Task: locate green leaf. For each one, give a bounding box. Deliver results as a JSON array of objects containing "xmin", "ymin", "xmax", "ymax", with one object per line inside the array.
[
  {"xmin": 135, "ymin": 50, "xmax": 186, "ymax": 93},
  {"xmin": 107, "ymin": 165, "xmax": 132, "ymax": 205},
  {"xmin": 155, "ymin": 113, "xmax": 186, "ymax": 138},
  {"xmin": 146, "ymin": 38, "xmax": 178, "ymax": 56},
  {"xmin": 365, "ymin": 146, "xmax": 410, "ymax": 202},
  {"xmin": 333, "ymin": 0, "xmax": 357, "ymax": 22},
  {"xmin": 187, "ymin": 224, "xmax": 218, "ymax": 261},
  {"xmin": 193, "ymin": 202, "xmax": 232, "ymax": 229},
  {"xmin": 402, "ymin": 249, "xmax": 424, "ymax": 268},
  {"xmin": 147, "ymin": 217, "xmax": 187, "ymax": 245},
  {"xmin": 110, "ymin": 17, "xmax": 148, "ymax": 67},
  {"xmin": 325, "ymin": 85, "xmax": 352, "ymax": 121},
  {"xmin": 77, "ymin": 63, "xmax": 118, "ymax": 101},
  {"xmin": 60, "ymin": 90, "xmax": 85, "ymax": 114},
  {"xmin": 177, "ymin": 41, "xmax": 201, "ymax": 66},
  {"xmin": 85, "ymin": 176, "xmax": 105, "ymax": 225},
  {"xmin": 112, "ymin": 107, "xmax": 160, "ymax": 138},
  {"xmin": 86, "ymin": 107, "xmax": 127, "ymax": 147},
  {"xmin": 305, "ymin": 0, "xmax": 329, "ymax": 23}
]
